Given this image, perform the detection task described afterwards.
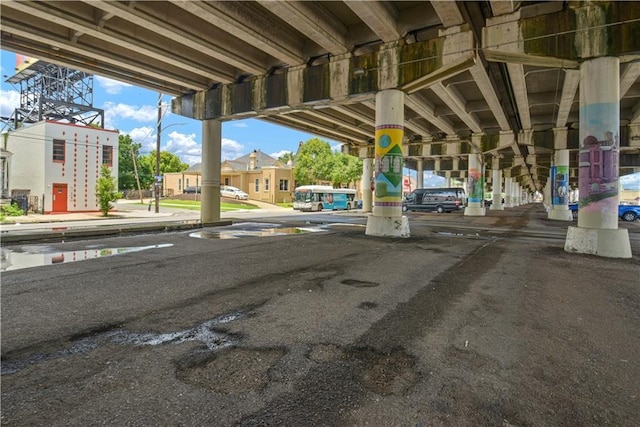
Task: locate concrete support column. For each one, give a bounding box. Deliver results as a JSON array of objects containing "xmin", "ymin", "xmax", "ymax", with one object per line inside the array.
[
  {"xmin": 490, "ymin": 156, "xmax": 503, "ymax": 210},
  {"xmin": 361, "ymin": 158, "xmax": 373, "ymax": 213},
  {"xmin": 445, "ymin": 173, "xmax": 452, "ymax": 187},
  {"xmin": 565, "ymin": 56, "xmax": 631, "ymax": 257},
  {"xmin": 464, "ymin": 147, "xmax": 486, "ymax": 216},
  {"xmin": 504, "ymin": 177, "xmax": 513, "ymax": 207},
  {"xmin": 416, "ymin": 159, "xmax": 424, "ymax": 188},
  {"xmin": 543, "ymin": 181, "xmax": 551, "ymax": 212},
  {"xmin": 201, "ymin": 119, "xmax": 221, "ymax": 224},
  {"xmin": 549, "ymin": 148, "xmax": 573, "ymax": 221},
  {"xmin": 366, "ymin": 89, "xmax": 410, "ymax": 237}
]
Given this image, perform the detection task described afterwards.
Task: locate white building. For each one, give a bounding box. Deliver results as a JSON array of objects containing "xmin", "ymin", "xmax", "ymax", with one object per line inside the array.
[{"xmin": 5, "ymin": 121, "xmax": 119, "ymax": 213}]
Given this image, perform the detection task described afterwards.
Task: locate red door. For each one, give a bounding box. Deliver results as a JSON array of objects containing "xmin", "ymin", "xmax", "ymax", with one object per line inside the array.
[{"xmin": 52, "ymin": 183, "xmax": 68, "ymax": 213}]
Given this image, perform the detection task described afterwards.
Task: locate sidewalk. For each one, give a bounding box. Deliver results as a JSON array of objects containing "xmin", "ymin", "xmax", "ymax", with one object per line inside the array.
[{"xmin": 0, "ymin": 198, "xmax": 288, "ymax": 225}]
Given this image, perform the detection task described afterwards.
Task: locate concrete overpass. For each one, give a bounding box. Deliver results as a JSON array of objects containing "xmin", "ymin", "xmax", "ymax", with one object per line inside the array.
[{"xmin": 2, "ymin": 1, "xmax": 639, "ymax": 256}]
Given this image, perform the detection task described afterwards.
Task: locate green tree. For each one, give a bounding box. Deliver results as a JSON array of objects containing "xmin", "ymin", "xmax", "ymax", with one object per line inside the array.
[
  {"xmin": 293, "ymin": 138, "xmax": 335, "ymax": 185},
  {"xmin": 96, "ymin": 165, "xmax": 122, "ymax": 216},
  {"xmin": 278, "ymin": 151, "xmax": 295, "ymax": 165},
  {"xmin": 118, "ymin": 134, "xmax": 143, "ymax": 191},
  {"xmin": 330, "ymin": 153, "xmax": 363, "ymax": 187},
  {"xmin": 137, "ymin": 151, "xmax": 189, "ymax": 190}
]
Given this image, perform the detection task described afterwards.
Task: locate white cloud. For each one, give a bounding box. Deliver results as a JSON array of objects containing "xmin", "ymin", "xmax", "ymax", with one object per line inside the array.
[
  {"xmin": 96, "ymin": 76, "xmax": 132, "ymax": 95},
  {"xmin": 126, "ymin": 126, "xmax": 157, "ymax": 153},
  {"xmin": 270, "ymin": 149, "xmax": 293, "ymax": 159},
  {"xmin": 222, "ymin": 138, "xmax": 244, "ymax": 161},
  {"xmin": 0, "ymin": 89, "xmax": 20, "ymax": 119},
  {"xmin": 165, "ymin": 130, "xmax": 201, "ymax": 165},
  {"xmin": 103, "ymin": 102, "xmax": 160, "ymax": 129}
]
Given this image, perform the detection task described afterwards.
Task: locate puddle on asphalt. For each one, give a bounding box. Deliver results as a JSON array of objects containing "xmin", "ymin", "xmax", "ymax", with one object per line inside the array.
[
  {"xmin": 190, "ymin": 222, "xmax": 327, "ymax": 239},
  {"xmin": 1, "ymin": 311, "xmax": 243, "ymax": 376},
  {"xmin": 1, "ymin": 243, "xmax": 173, "ymax": 271}
]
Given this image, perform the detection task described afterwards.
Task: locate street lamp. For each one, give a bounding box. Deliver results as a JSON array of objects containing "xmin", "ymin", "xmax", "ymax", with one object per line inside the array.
[{"xmin": 154, "ymin": 92, "xmax": 186, "ymax": 213}]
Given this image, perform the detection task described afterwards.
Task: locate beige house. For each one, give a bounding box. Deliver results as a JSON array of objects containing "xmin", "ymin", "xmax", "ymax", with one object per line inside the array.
[{"xmin": 164, "ymin": 150, "xmax": 295, "ymax": 203}]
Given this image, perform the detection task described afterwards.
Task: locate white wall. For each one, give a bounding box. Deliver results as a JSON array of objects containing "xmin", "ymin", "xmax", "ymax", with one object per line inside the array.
[{"xmin": 7, "ymin": 121, "xmax": 119, "ymax": 212}]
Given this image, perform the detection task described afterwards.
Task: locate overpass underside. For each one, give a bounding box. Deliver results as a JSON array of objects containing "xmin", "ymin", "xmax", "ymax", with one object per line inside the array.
[{"xmin": 1, "ymin": 1, "xmax": 639, "ymax": 255}]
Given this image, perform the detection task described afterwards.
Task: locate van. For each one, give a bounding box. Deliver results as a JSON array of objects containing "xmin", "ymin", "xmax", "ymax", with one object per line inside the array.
[{"xmin": 402, "ymin": 187, "xmax": 466, "ymax": 213}]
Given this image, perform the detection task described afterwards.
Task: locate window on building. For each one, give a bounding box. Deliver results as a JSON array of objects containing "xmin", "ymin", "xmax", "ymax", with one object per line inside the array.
[
  {"xmin": 254, "ymin": 178, "xmax": 260, "ymax": 192},
  {"xmin": 53, "ymin": 139, "xmax": 65, "ymax": 162},
  {"xmin": 186, "ymin": 179, "xmax": 190, "ymax": 187},
  {"xmin": 102, "ymin": 145, "xmax": 113, "ymax": 166},
  {"xmin": 265, "ymin": 178, "xmax": 270, "ymax": 191},
  {"xmin": 279, "ymin": 179, "xmax": 289, "ymax": 191},
  {"xmin": 224, "ymin": 177, "xmax": 229, "ymax": 185},
  {"xmin": 178, "ymin": 179, "xmax": 182, "ymax": 191}
]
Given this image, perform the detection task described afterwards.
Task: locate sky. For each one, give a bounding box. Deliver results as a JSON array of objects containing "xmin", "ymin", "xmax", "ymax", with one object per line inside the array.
[
  {"xmin": 0, "ymin": 50, "xmax": 337, "ymax": 166},
  {"xmin": 1, "ymin": 49, "xmax": 638, "ymax": 189}
]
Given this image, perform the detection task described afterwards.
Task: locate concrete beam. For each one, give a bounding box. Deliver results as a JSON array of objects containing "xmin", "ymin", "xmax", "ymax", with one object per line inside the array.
[
  {"xmin": 432, "ymin": 82, "xmax": 482, "ymax": 133},
  {"xmin": 431, "ymin": 1, "xmax": 465, "ymax": 27},
  {"xmin": 169, "ymin": 0, "xmax": 304, "ymax": 65},
  {"xmin": 4, "ymin": 0, "xmax": 235, "ymax": 83},
  {"xmin": 86, "ymin": 0, "xmax": 267, "ymax": 75},
  {"xmin": 257, "ymin": 0, "xmax": 348, "ymax": 54},
  {"xmin": 405, "ymin": 95, "xmax": 457, "ymax": 136},
  {"xmin": 555, "ymin": 69, "xmax": 580, "ymax": 127},
  {"xmin": 344, "ymin": 1, "xmax": 400, "ymax": 43}
]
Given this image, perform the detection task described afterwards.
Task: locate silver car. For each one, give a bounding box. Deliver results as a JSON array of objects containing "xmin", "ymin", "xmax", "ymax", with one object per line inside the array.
[{"xmin": 220, "ymin": 185, "xmax": 249, "ymax": 200}]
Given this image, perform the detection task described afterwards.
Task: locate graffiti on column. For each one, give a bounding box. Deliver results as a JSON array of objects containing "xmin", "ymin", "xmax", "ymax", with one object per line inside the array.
[
  {"xmin": 374, "ymin": 125, "xmax": 403, "ymax": 208},
  {"xmin": 578, "ymin": 126, "xmax": 619, "ymax": 213},
  {"xmin": 551, "ymin": 165, "xmax": 569, "ymax": 205},
  {"xmin": 467, "ymin": 167, "xmax": 483, "ymax": 203}
]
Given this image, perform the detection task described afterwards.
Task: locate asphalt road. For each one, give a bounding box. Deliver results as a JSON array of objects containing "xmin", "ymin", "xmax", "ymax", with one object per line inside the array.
[{"xmin": 2, "ymin": 204, "xmax": 639, "ymax": 426}]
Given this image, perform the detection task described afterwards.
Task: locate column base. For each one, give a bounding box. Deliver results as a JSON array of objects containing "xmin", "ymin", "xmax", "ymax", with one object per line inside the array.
[
  {"xmin": 564, "ymin": 226, "xmax": 632, "ymax": 258},
  {"xmin": 548, "ymin": 208, "xmax": 573, "ymax": 221},
  {"xmin": 464, "ymin": 206, "xmax": 486, "ymax": 216},
  {"xmin": 365, "ymin": 215, "xmax": 410, "ymax": 238},
  {"xmin": 490, "ymin": 203, "xmax": 504, "ymax": 211}
]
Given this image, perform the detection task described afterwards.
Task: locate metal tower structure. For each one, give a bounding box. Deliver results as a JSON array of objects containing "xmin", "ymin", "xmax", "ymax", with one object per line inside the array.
[{"xmin": 1, "ymin": 56, "xmax": 104, "ymax": 132}]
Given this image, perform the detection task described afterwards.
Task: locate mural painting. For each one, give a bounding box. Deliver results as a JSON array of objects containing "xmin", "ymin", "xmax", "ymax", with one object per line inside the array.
[
  {"xmin": 578, "ymin": 102, "xmax": 619, "ymax": 216},
  {"xmin": 374, "ymin": 125, "xmax": 403, "ymax": 214},
  {"xmin": 552, "ymin": 165, "xmax": 569, "ymax": 206}
]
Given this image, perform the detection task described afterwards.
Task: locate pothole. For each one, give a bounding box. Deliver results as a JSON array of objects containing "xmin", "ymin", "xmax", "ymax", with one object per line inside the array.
[
  {"xmin": 342, "ymin": 279, "xmax": 380, "ymax": 288},
  {"xmin": 307, "ymin": 344, "xmax": 419, "ymax": 396},
  {"xmin": 1, "ymin": 311, "xmax": 243, "ymax": 375},
  {"xmin": 176, "ymin": 347, "xmax": 286, "ymax": 393},
  {"xmin": 358, "ymin": 301, "xmax": 378, "ymax": 309}
]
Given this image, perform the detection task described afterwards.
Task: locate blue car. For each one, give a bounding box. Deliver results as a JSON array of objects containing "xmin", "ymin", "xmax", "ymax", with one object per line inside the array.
[{"xmin": 568, "ymin": 203, "xmax": 640, "ymax": 222}]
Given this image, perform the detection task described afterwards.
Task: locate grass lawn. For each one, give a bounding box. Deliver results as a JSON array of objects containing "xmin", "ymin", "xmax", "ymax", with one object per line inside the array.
[{"xmin": 159, "ymin": 199, "xmax": 259, "ymax": 211}]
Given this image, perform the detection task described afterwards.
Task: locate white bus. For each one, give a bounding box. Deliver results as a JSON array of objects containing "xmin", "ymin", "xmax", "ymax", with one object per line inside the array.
[{"xmin": 293, "ymin": 185, "xmax": 358, "ymax": 212}]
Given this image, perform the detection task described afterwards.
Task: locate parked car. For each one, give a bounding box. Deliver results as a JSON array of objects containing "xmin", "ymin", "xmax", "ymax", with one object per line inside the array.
[
  {"xmin": 183, "ymin": 186, "xmax": 201, "ymax": 194},
  {"xmin": 220, "ymin": 185, "xmax": 249, "ymax": 200},
  {"xmin": 568, "ymin": 203, "xmax": 640, "ymax": 222}
]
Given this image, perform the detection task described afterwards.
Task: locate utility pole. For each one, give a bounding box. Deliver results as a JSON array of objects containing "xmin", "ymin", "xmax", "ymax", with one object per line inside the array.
[{"xmin": 155, "ymin": 92, "xmax": 162, "ymax": 213}]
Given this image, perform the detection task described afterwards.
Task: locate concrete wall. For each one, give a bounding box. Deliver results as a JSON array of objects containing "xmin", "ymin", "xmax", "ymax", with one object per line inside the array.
[{"xmin": 7, "ymin": 121, "xmax": 119, "ymax": 213}]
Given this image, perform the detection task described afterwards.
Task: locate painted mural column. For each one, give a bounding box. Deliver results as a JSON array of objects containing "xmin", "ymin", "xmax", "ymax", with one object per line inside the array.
[
  {"xmin": 201, "ymin": 119, "xmax": 222, "ymax": 224},
  {"xmin": 365, "ymin": 89, "xmax": 410, "ymax": 237},
  {"xmin": 565, "ymin": 56, "xmax": 631, "ymax": 257},
  {"xmin": 548, "ymin": 140, "xmax": 572, "ymax": 221},
  {"xmin": 464, "ymin": 140, "xmax": 486, "ymax": 216},
  {"xmin": 361, "ymin": 157, "xmax": 373, "ymax": 213},
  {"xmin": 416, "ymin": 159, "xmax": 424, "ymax": 189},
  {"xmin": 490, "ymin": 156, "xmax": 504, "ymax": 210}
]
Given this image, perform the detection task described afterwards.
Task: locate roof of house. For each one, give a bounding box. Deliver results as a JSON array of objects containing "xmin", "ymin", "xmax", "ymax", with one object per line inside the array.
[{"xmin": 184, "ymin": 150, "xmax": 291, "ymax": 174}]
